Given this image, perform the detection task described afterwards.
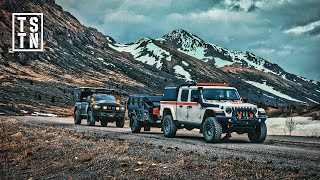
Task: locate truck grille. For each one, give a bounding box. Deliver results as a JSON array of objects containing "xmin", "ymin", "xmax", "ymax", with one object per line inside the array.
[{"xmin": 233, "ymin": 107, "xmax": 254, "ymax": 119}]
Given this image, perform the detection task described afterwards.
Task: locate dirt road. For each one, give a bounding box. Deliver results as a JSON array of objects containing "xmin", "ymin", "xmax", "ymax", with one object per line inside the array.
[{"xmin": 1, "ymin": 116, "xmax": 320, "ymax": 179}]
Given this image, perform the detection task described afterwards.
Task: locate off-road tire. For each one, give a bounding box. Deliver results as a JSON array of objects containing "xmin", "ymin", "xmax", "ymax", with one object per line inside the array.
[
  {"xmin": 130, "ymin": 116, "xmax": 141, "ymax": 133},
  {"xmin": 101, "ymin": 120, "xmax": 108, "ymax": 127},
  {"xmin": 248, "ymin": 122, "xmax": 267, "ymax": 143},
  {"xmin": 116, "ymin": 118, "xmax": 125, "ymax": 128},
  {"xmin": 162, "ymin": 115, "xmax": 177, "ymax": 138},
  {"xmin": 144, "ymin": 124, "xmax": 151, "ymax": 131},
  {"xmin": 202, "ymin": 117, "xmax": 222, "ymax": 143},
  {"xmin": 87, "ymin": 110, "xmax": 96, "ymax": 126},
  {"xmin": 74, "ymin": 109, "xmax": 81, "ymax": 125}
]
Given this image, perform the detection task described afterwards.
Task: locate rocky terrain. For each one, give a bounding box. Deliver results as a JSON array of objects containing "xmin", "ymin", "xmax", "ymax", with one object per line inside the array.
[
  {"xmin": 1, "ymin": 116, "xmax": 320, "ymax": 179},
  {"xmin": 0, "ymin": 0, "xmax": 320, "ymax": 116}
]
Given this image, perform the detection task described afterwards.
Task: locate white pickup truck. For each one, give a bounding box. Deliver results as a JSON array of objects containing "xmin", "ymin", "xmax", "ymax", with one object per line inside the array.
[{"xmin": 160, "ymin": 83, "xmax": 267, "ymax": 143}]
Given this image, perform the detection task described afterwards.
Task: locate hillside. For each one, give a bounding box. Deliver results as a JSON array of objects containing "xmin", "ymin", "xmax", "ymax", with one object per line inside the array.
[{"xmin": 0, "ymin": 0, "xmax": 180, "ymax": 115}]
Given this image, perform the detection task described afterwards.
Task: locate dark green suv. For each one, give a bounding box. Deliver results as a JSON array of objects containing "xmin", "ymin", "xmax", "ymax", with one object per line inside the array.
[{"xmin": 73, "ymin": 87, "xmax": 125, "ymax": 127}]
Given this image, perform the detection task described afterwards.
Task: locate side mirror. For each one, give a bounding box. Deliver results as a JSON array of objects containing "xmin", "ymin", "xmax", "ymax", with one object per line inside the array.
[
  {"xmin": 191, "ymin": 95, "xmax": 200, "ymax": 102},
  {"xmin": 242, "ymin": 98, "xmax": 249, "ymax": 103}
]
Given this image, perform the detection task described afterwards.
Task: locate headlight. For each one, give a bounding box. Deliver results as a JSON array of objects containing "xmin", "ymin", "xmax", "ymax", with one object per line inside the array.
[
  {"xmin": 103, "ymin": 106, "xmax": 108, "ymax": 110},
  {"xmin": 252, "ymin": 108, "xmax": 258, "ymax": 114},
  {"xmin": 93, "ymin": 105, "xmax": 100, "ymax": 109},
  {"xmin": 120, "ymin": 107, "xmax": 125, "ymax": 111},
  {"xmin": 116, "ymin": 107, "xmax": 120, "ymax": 111},
  {"xmin": 225, "ymin": 107, "xmax": 233, "ymax": 114}
]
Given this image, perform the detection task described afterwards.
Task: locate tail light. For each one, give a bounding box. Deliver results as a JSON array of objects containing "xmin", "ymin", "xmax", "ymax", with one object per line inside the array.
[{"xmin": 152, "ymin": 107, "xmax": 160, "ymax": 115}]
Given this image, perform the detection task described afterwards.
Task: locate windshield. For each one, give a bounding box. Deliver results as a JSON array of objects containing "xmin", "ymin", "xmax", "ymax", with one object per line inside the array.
[
  {"xmin": 92, "ymin": 94, "xmax": 116, "ymax": 102},
  {"xmin": 202, "ymin": 89, "xmax": 240, "ymax": 101}
]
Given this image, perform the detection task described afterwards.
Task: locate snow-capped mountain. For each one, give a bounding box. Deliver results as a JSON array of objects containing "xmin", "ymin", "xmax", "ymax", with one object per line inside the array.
[{"xmin": 110, "ymin": 29, "xmax": 320, "ymax": 105}]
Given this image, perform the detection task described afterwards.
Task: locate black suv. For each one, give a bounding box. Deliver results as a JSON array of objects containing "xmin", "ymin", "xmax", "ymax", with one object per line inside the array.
[{"xmin": 73, "ymin": 87, "xmax": 125, "ymax": 127}]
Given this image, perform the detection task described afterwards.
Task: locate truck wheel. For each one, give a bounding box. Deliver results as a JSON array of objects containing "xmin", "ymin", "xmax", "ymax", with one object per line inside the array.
[
  {"xmin": 101, "ymin": 120, "xmax": 108, "ymax": 127},
  {"xmin": 74, "ymin": 109, "xmax": 81, "ymax": 125},
  {"xmin": 87, "ymin": 111, "xmax": 96, "ymax": 126},
  {"xmin": 130, "ymin": 116, "xmax": 141, "ymax": 133},
  {"xmin": 116, "ymin": 118, "xmax": 125, "ymax": 128},
  {"xmin": 144, "ymin": 124, "xmax": 151, "ymax": 131},
  {"xmin": 162, "ymin": 115, "xmax": 177, "ymax": 138},
  {"xmin": 248, "ymin": 122, "xmax": 267, "ymax": 143},
  {"xmin": 202, "ymin": 117, "xmax": 222, "ymax": 143}
]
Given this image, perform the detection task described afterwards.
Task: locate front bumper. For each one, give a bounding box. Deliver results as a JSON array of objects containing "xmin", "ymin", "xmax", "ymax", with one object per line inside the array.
[
  {"xmin": 216, "ymin": 116, "xmax": 267, "ymax": 127},
  {"xmin": 217, "ymin": 115, "xmax": 267, "ymax": 133},
  {"xmin": 93, "ymin": 110, "xmax": 125, "ymax": 120}
]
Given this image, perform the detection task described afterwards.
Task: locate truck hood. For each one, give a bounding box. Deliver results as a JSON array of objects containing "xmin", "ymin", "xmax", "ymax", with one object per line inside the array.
[
  {"xmin": 94, "ymin": 100, "xmax": 123, "ymax": 107},
  {"xmin": 204, "ymin": 101, "xmax": 257, "ymax": 108}
]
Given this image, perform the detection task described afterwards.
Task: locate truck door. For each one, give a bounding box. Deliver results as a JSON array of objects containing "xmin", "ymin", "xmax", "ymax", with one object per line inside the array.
[
  {"xmin": 187, "ymin": 90, "xmax": 202, "ymax": 123},
  {"xmin": 177, "ymin": 89, "xmax": 189, "ymax": 121},
  {"xmin": 79, "ymin": 95, "xmax": 89, "ymax": 116}
]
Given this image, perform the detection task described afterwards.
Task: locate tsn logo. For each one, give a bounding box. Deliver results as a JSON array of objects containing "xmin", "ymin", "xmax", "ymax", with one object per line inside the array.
[{"xmin": 12, "ymin": 13, "xmax": 43, "ymax": 52}]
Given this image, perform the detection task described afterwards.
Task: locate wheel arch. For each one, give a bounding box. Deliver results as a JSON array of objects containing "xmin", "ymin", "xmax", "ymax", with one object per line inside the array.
[
  {"xmin": 200, "ymin": 108, "xmax": 222, "ymax": 133},
  {"xmin": 162, "ymin": 107, "xmax": 177, "ymax": 120},
  {"xmin": 201, "ymin": 109, "xmax": 217, "ymax": 124}
]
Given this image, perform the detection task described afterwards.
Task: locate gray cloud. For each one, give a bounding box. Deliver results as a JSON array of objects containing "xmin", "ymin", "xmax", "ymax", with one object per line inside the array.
[{"xmin": 56, "ymin": 0, "xmax": 320, "ymax": 81}]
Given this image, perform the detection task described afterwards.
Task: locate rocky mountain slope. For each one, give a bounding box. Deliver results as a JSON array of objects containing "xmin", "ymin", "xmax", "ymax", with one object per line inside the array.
[
  {"xmin": 110, "ymin": 30, "xmax": 320, "ymax": 106},
  {"xmin": 0, "ymin": 0, "xmax": 181, "ymax": 115},
  {"xmin": 0, "ymin": 0, "xmax": 319, "ymax": 115}
]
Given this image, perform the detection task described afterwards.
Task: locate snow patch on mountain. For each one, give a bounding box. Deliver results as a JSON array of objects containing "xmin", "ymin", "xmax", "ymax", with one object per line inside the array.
[
  {"xmin": 182, "ymin": 61, "xmax": 189, "ymax": 66},
  {"xmin": 178, "ymin": 46, "xmax": 209, "ymax": 61},
  {"xmin": 263, "ymin": 94, "xmax": 276, "ymax": 99},
  {"xmin": 214, "ymin": 57, "xmax": 234, "ymax": 68},
  {"xmin": 298, "ymin": 76, "xmax": 318, "ymax": 85},
  {"xmin": 281, "ymin": 74, "xmax": 287, "ymax": 80},
  {"xmin": 110, "ymin": 38, "xmax": 171, "ymax": 69},
  {"xmin": 305, "ymin": 97, "xmax": 319, "ymax": 104},
  {"xmin": 103, "ymin": 62, "xmax": 115, "ymax": 67},
  {"xmin": 244, "ymin": 80, "xmax": 303, "ymax": 102},
  {"xmin": 173, "ymin": 65, "xmax": 192, "ymax": 81}
]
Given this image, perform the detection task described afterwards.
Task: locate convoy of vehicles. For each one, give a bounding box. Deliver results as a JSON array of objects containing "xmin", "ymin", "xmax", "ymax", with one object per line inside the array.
[
  {"xmin": 74, "ymin": 83, "xmax": 268, "ymax": 143},
  {"xmin": 73, "ymin": 87, "xmax": 125, "ymax": 127}
]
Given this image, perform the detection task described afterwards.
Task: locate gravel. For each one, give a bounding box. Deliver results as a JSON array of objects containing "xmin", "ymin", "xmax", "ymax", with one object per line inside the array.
[{"xmin": 1, "ymin": 116, "xmax": 319, "ymax": 179}]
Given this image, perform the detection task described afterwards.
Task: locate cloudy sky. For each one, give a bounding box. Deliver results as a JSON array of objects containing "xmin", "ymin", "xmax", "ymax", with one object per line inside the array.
[{"xmin": 56, "ymin": 0, "xmax": 320, "ymax": 81}]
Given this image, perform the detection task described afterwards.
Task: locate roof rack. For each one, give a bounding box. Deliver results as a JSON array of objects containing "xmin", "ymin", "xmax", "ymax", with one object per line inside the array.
[
  {"xmin": 167, "ymin": 82, "xmax": 229, "ymax": 88},
  {"xmin": 178, "ymin": 82, "xmax": 197, "ymax": 87},
  {"xmin": 74, "ymin": 87, "xmax": 116, "ymax": 94},
  {"xmin": 196, "ymin": 83, "xmax": 229, "ymax": 86}
]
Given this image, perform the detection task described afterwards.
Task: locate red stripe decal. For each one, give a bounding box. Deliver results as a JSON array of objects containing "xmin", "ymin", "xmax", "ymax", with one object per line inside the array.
[{"xmin": 230, "ymin": 102, "xmax": 243, "ymax": 104}]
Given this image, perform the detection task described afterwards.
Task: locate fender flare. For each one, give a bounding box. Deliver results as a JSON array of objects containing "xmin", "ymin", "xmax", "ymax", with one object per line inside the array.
[
  {"xmin": 201, "ymin": 108, "xmax": 224, "ymax": 124},
  {"xmin": 161, "ymin": 106, "xmax": 177, "ymax": 120}
]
